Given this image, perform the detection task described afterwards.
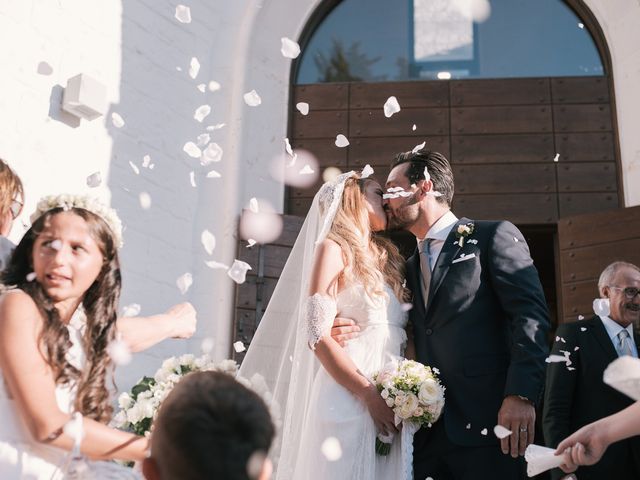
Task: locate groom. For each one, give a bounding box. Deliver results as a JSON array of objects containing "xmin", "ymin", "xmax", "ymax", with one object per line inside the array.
[{"xmin": 333, "ymin": 150, "xmax": 550, "ymax": 479}]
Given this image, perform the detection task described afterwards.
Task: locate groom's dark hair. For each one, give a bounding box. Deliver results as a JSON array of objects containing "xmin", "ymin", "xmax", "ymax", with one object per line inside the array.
[
  {"xmin": 392, "ymin": 150, "xmax": 454, "ymax": 207},
  {"xmin": 149, "ymin": 370, "xmax": 274, "ymax": 480}
]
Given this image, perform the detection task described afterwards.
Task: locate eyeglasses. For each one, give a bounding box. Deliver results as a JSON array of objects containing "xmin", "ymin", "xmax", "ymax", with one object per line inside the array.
[
  {"xmin": 609, "ymin": 286, "xmax": 640, "ymax": 300},
  {"xmin": 9, "ymin": 199, "xmax": 23, "ymax": 220}
]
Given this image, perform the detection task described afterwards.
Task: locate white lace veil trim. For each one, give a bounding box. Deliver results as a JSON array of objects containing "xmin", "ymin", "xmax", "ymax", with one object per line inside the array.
[{"xmin": 238, "ymin": 171, "xmax": 356, "ymax": 478}]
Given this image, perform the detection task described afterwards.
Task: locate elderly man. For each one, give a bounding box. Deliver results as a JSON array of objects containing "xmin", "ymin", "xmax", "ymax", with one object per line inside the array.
[{"xmin": 543, "ymin": 261, "xmax": 640, "ymax": 479}]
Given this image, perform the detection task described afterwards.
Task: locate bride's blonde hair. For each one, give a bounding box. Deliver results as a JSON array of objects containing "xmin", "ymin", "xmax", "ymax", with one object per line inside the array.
[{"xmin": 326, "ymin": 175, "xmax": 408, "ymax": 302}]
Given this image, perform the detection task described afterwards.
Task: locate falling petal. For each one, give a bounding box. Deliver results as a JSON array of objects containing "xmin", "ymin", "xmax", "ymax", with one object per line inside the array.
[
  {"xmin": 423, "ymin": 166, "xmax": 431, "ymax": 183},
  {"xmin": 201, "ymin": 337, "xmax": 214, "ymax": 353},
  {"xmin": 593, "ymin": 298, "xmax": 610, "ymax": 317},
  {"xmin": 437, "ymin": 71, "xmax": 452, "ymax": 80},
  {"xmin": 244, "ymin": 89, "xmax": 262, "ymax": 107},
  {"xmin": 63, "ymin": 414, "xmax": 83, "ymax": 440},
  {"xmin": 401, "ymin": 303, "xmax": 413, "ymax": 312},
  {"xmin": 189, "ymin": 57, "xmax": 200, "ymax": 79},
  {"xmin": 466, "ymin": 423, "xmax": 471, "ymax": 429},
  {"xmin": 299, "ymin": 165, "xmax": 314, "ymax": 175},
  {"xmin": 246, "ymin": 451, "xmax": 267, "ymax": 479},
  {"xmin": 197, "ymin": 83, "xmax": 206, "ymax": 93},
  {"xmin": 175, "ymin": 5, "xmax": 191, "ymax": 23},
  {"xmin": 578, "ymin": 315, "xmax": 585, "ymax": 320},
  {"xmin": 205, "ymin": 260, "xmax": 229, "ymax": 270},
  {"xmin": 206, "ymin": 123, "xmax": 226, "ymax": 131},
  {"xmin": 412, "ymin": 141, "xmax": 426, "ymax": 153},
  {"xmin": 194, "ymin": 105, "xmax": 211, "ymax": 122},
  {"xmin": 578, "ymin": 22, "xmax": 584, "ymax": 29},
  {"xmin": 201, "ymin": 142, "xmax": 223, "ymax": 165},
  {"xmin": 240, "ymin": 200, "xmax": 284, "ymax": 244},
  {"xmin": 86, "ymin": 172, "xmax": 101, "ymax": 188},
  {"xmin": 37, "ymin": 61, "xmax": 53, "ymax": 75},
  {"xmin": 412, "ymin": 124, "xmax": 417, "ymax": 131},
  {"xmin": 452, "ymin": 0, "xmax": 491, "ymax": 22},
  {"xmin": 201, "ymin": 229, "xmax": 216, "ymax": 255},
  {"xmin": 494, "ymin": 425, "xmax": 512, "ymax": 439},
  {"xmin": 50, "ymin": 239, "xmax": 62, "ymax": 251},
  {"xmin": 335, "ymin": 134, "xmax": 349, "ymax": 148},
  {"xmin": 360, "ymin": 164, "xmax": 374, "ymax": 178},
  {"xmin": 190, "ymin": 171, "xmax": 197, "ymax": 187},
  {"xmin": 142, "ymin": 155, "xmax": 151, "ymax": 168},
  {"xmin": 247, "ymin": 239, "xmax": 256, "ymax": 247},
  {"xmin": 270, "ymin": 149, "xmax": 319, "ymax": 188},
  {"xmin": 284, "ymin": 138, "xmax": 294, "ymax": 157},
  {"xmin": 183, "ymin": 141, "xmax": 202, "ymax": 159},
  {"xmin": 553, "ymin": 153, "xmax": 560, "ymax": 162},
  {"xmin": 296, "ymin": 102, "xmax": 309, "ymax": 115},
  {"xmin": 383, "ymin": 96, "xmax": 401, "ymax": 118},
  {"xmin": 580, "ymin": 327, "xmax": 587, "ymax": 332},
  {"xmin": 122, "ymin": 303, "xmax": 141, "ymax": 317},
  {"xmin": 111, "ymin": 113, "xmax": 125, "ymax": 128},
  {"xmin": 197, "ymin": 133, "xmax": 211, "ymax": 147},
  {"xmin": 233, "ymin": 341, "xmax": 246, "ymax": 353},
  {"xmin": 176, "ymin": 273, "xmax": 193, "ymax": 295},
  {"xmin": 206, "ymin": 169, "xmax": 221, "ymax": 178},
  {"xmin": 139, "ymin": 192, "xmax": 152, "ymax": 210},
  {"xmin": 107, "ymin": 339, "xmax": 132, "ymax": 366},
  {"xmin": 249, "ymin": 198, "xmax": 259, "ymax": 213},
  {"xmin": 280, "ymin": 37, "xmax": 301, "ymax": 59},
  {"xmin": 321, "ymin": 437, "xmax": 342, "ymax": 461},
  {"xmin": 545, "ymin": 354, "xmax": 570, "ymax": 364},
  {"xmin": 208, "ymin": 81, "xmax": 221, "ymax": 92},
  {"xmin": 228, "ymin": 260, "xmax": 252, "ymax": 284},
  {"xmin": 26, "ymin": 272, "xmax": 37, "ymax": 282},
  {"xmin": 129, "ymin": 161, "xmax": 140, "ymax": 175},
  {"xmin": 480, "ymin": 428, "xmax": 488, "ymax": 436},
  {"xmin": 176, "ymin": 66, "xmax": 183, "ymax": 72},
  {"xmin": 574, "ymin": 346, "xmax": 580, "ymax": 351},
  {"xmin": 322, "ymin": 167, "xmax": 342, "ymax": 183}
]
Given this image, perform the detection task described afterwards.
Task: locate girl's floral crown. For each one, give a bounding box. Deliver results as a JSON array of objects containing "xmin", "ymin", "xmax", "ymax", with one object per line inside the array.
[{"xmin": 30, "ymin": 194, "xmax": 124, "ymax": 248}]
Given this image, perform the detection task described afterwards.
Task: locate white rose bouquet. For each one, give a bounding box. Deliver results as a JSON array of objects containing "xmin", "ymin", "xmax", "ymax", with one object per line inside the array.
[
  {"xmin": 372, "ymin": 359, "xmax": 445, "ymax": 455},
  {"xmin": 112, "ymin": 354, "xmax": 269, "ymax": 436}
]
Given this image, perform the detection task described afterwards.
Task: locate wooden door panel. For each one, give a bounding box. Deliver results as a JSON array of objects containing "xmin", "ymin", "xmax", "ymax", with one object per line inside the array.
[
  {"xmin": 350, "ymin": 136, "xmax": 450, "ymax": 168},
  {"xmin": 451, "ymin": 106, "xmax": 552, "ymax": 134},
  {"xmin": 555, "ymin": 132, "xmax": 615, "ymax": 162},
  {"xmin": 290, "ymin": 138, "xmax": 349, "ymax": 167},
  {"xmin": 556, "ymin": 162, "xmax": 617, "ymax": 192},
  {"xmin": 454, "ymin": 164, "xmax": 556, "ymax": 194},
  {"xmin": 551, "ymin": 77, "xmax": 609, "ymax": 104},
  {"xmin": 293, "ymin": 84, "xmax": 349, "ymax": 110},
  {"xmin": 451, "ymin": 134, "xmax": 554, "ymax": 164},
  {"xmin": 350, "ymin": 81, "xmax": 448, "ymax": 108},
  {"xmin": 453, "ymin": 194, "xmax": 557, "ymax": 224},
  {"xmin": 554, "ymin": 104, "xmax": 612, "ymax": 132},
  {"xmin": 451, "ymin": 78, "xmax": 550, "ymax": 106},
  {"xmin": 292, "ymin": 110, "xmax": 348, "ymax": 138},
  {"xmin": 558, "ymin": 193, "xmax": 619, "ymax": 218},
  {"xmin": 350, "ymin": 107, "xmax": 449, "ymax": 137}
]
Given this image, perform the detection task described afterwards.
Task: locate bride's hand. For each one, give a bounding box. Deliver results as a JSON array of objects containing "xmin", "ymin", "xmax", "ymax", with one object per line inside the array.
[{"xmin": 362, "ymin": 385, "xmax": 398, "ymax": 436}]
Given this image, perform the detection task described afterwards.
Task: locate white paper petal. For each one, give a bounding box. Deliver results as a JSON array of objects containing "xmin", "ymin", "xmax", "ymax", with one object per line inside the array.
[
  {"xmin": 493, "ymin": 425, "xmax": 512, "ymax": 439},
  {"xmin": 412, "ymin": 124, "xmax": 417, "ymax": 131},
  {"xmin": 197, "ymin": 133, "xmax": 211, "ymax": 147},
  {"xmin": 176, "ymin": 272, "xmax": 193, "ymax": 295},
  {"xmin": 189, "ymin": 170, "xmax": 196, "ymax": 187},
  {"xmin": 437, "ymin": 71, "xmax": 452, "ymax": 80},
  {"xmin": 383, "ymin": 96, "xmax": 401, "ymax": 118},
  {"xmin": 139, "ymin": 192, "xmax": 152, "ymax": 210},
  {"xmin": 201, "ymin": 142, "xmax": 223, "ymax": 165},
  {"xmin": 194, "ymin": 105, "xmax": 211, "ymax": 122},
  {"xmin": 280, "ymin": 37, "xmax": 301, "ymax": 59},
  {"xmin": 524, "ymin": 444, "xmax": 565, "ymax": 476},
  {"xmin": 197, "ymin": 83, "xmax": 206, "ymax": 92},
  {"xmin": 243, "ymin": 89, "xmax": 262, "ymax": 107},
  {"xmin": 401, "ymin": 303, "xmax": 413, "ymax": 312},
  {"xmin": 360, "ymin": 164, "xmax": 374, "ymax": 179},
  {"xmin": 122, "ymin": 303, "xmax": 141, "ymax": 317},
  {"xmin": 553, "ymin": 153, "xmax": 560, "ymax": 162},
  {"xmin": 545, "ymin": 354, "xmax": 569, "ymax": 364},
  {"xmin": 201, "ymin": 229, "xmax": 216, "ymax": 255},
  {"xmin": 26, "ymin": 272, "xmax": 37, "ymax": 282},
  {"xmin": 578, "ymin": 315, "xmax": 585, "ymax": 320},
  {"xmin": 206, "ymin": 169, "xmax": 221, "ymax": 178},
  {"xmin": 233, "ymin": 341, "xmax": 246, "ymax": 353},
  {"xmin": 206, "ymin": 122, "xmax": 226, "ymax": 131},
  {"xmin": 423, "ymin": 166, "xmax": 431, "ymax": 183},
  {"xmin": 142, "ymin": 155, "xmax": 151, "ymax": 168},
  {"xmin": 412, "ymin": 141, "xmax": 426, "ymax": 153},
  {"xmin": 183, "ymin": 141, "xmax": 202, "ymax": 158},
  {"xmin": 284, "ymin": 138, "xmax": 294, "ymax": 157},
  {"xmin": 175, "ymin": 5, "xmax": 191, "ymax": 23},
  {"xmin": 129, "ymin": 161, "xmax": 140, "ymax": 175},
  {"xmin": 204, "ymin": 260, "xmax": 229, "ymax": 270},
  {"xmin": 480, "ymin": 428, "xmax": 488, "ymax": 436},
  {"xmin": 189, "ymin": 57, "xmax": 200, "ymax": 79},
  {"xmin": 335, "ymin": 134, "xmax": 349, "ymax": 148},
  {"xmin": 603, "ymin": 356, "xmax": 640, "ymax": 400},
  {"xmin": 296, "ymin": 102, "xmax": 309, "ymax": 115},
  {"xmin": 228, "ymin": 260, "xmax": 252, "ymax": 284},
  {"xmin": 86, "ymin": 172, "xmax": 101, "ymax": 188},
  {"xmin": 111, "ymin": 112, "xmax": 125, "ymax": 128},
  {"xmin": 247, "ymin": 239, "xmax": 256, "ymax": 247},
  {"xmin": 593, "ymin": 298, "xmax": 610, "ymax": 317},
  {"xmin": 249, "ymin": 198, "xmax": 259, "ymax": 213},
  {"xmin": 321, "ymin": 437, "xmax": 342, "ymax": 461},
  {"xmin": 299, "ymin": 165, "xmax": 314, "ymax": 175},
  {"xmin": 107, "ymin": 339, "xmax": 132, "ymax": 366},
  {"xmin": 208, "ymin": 81, "xmax": 221, "ymax": 92}
]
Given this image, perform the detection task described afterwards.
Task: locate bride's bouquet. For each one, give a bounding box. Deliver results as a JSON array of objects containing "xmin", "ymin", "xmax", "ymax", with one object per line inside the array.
[
  {"xmin": 373, "ymin": 359, "xmax": 445, "ymax": 455},
  {"xmin": 112, "ymin": 354, "xmax": 270, "ymax": 436}
]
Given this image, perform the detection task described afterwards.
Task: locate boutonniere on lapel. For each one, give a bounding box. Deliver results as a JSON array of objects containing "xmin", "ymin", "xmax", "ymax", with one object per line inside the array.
[{"xmin": 454, "ymin": 222, "xmax": 475, "ymax": 247}]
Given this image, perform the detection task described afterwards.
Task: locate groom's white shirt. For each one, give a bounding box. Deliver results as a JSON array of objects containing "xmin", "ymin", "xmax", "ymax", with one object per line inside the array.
[{"xmin": 416, "ymin": 210, "xmax": 458, "ymax": 271}]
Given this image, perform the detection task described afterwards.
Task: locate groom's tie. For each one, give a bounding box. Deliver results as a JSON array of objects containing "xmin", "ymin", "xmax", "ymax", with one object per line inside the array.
[{"xmin": 419, "ymin": 238, "xmax": 432, "ymax": 306}]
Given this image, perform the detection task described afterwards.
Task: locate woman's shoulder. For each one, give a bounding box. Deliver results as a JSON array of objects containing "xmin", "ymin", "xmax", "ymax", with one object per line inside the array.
[{"xmin": 0, "ymin": 289, "xmax": 42, "ymax": 331}]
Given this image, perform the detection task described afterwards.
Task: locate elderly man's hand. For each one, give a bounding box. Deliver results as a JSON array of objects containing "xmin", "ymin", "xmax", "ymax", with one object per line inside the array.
[{"xmin": 497, "ymin": 395, "xmax": 535, "ymax": 457}]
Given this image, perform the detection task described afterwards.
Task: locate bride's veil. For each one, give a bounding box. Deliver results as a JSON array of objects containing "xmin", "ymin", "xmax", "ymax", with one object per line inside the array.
[{"xmin": 238, "ymin": 171, "xmax": 356, "ymax": 478}]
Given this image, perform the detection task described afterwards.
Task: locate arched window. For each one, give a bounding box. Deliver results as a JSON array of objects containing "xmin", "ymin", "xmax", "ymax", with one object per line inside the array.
[{"xmin": 296, "ymin": 0, "xmax": 604, "ymax": 84}]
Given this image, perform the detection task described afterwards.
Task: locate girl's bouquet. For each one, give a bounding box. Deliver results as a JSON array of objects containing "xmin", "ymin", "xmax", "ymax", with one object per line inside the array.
[
  {"xmin": 112, "ymin": 354, "xmax": 270, "ymax": 436},
  {"xmin": 373, "ymin": 359, "xmax": 445, "ymax": 455}
]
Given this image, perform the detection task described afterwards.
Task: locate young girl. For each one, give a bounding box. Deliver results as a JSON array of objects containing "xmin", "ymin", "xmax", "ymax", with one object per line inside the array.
[{"xmin": 0, "ymin": 195, "xmax": 147, "ymax": 478}]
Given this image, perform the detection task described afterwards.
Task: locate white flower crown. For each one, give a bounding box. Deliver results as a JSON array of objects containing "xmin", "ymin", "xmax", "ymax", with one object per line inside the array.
[{"xmin": 30, "ymin": 194, "xmax": 124, "ymax": 248}]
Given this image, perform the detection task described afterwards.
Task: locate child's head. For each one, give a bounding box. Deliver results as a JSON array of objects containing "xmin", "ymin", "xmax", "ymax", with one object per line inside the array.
[
  {"xmin": 2, "ymin": 195, "xmax": 123, "ymax": 422},
  {"xmin": 0, "ymin": 159, "xmax": 24, "ymax": 236},
  {"xmin": 144, "ymin": 371, "xmax": 275, "ymax": 480}
]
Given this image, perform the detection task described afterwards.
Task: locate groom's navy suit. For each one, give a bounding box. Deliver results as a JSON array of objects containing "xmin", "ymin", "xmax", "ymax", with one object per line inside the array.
[{"xmin": 408, "ymin": 217, "xmax": 550, "ymax": 479}]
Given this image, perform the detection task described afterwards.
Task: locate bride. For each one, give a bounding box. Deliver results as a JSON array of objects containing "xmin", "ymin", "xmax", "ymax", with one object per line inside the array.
[{"xmin": 239, "ymin": 169, "xmax": 415, "ymax": 479}]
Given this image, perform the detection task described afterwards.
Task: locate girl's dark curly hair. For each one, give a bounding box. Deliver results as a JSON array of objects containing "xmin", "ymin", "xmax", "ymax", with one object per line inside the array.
[{"xmin": 2, "ymin": 208, "xmax": 121, "ymax": 423}]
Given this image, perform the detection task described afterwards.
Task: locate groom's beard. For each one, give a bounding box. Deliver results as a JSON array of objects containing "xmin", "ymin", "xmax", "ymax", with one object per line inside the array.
[{"xmin": 385, "ymin": 194, "xmax": 421, "ymax": 231}]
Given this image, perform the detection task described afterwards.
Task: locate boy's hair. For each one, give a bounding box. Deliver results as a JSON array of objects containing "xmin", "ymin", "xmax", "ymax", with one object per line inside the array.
[
  {"xmin": 151, "ymin": 371, "xmax": 275, "ymax": 480},
  {"xmin": 0, "ymin": 159, "xmax": 24, "ymax": 221}
]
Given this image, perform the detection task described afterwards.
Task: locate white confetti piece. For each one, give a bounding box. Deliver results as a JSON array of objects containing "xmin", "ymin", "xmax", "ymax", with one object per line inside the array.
[
  {"xmin": 208, "ymin": 81, "xmax": 221, "ymax": 92},
  {"xmin": 233, "ymin": 341, "xmax": 246, "ymax": 353},
  {"xmin": 206, "ymin": 169, "xmax": 221, "ymax": 178},
  {"xmin": 183, "ymin": 141, "xmax": 202, "ymax": 158},
  {"xmin": 128, "ymin": 161, "xmax": 140, "ymax": 175},
  {"xmin": 412, "ymin": 124, "xmax": 417, "ymax": 131},
  {"xmin": 194, "ymin": 104, "xmax": 211, "ymax": 122},
  {"xmin": 514, "ymin": 236, "xmax": 519, "ymax": 242},
  {"xmin": 466, "ymin": 423, "xmax": 471, "ymax": 429},
  {"xmin": 401, "ymin": 303, "xmax": 413, "ymax": 312},
  {"xmin": 580, "ymin": 327, "xmax": 587, "ymax": 332},
  {"xmin": 201, "ymin": 229, "xmax": 216, "ymax": 255},
  {"xmin": 321, "ymin": 437, "xmax": 342, "ymax": 461},
  {"xmin": 206, "ymin": 123, "xmax": 226, "ymax": 131},
  {"xmin": 196, "ymin": 83, "xmax": 206, "ymax": 93},
  {"xmin": 197, "ymin": 133, "xmax": 211, "ymax": 147},
  {"xmin": 249, "ymin": 198, "xmax": 259, "ymax": 213},
  {"xmin": 247, "ymin": 239, "xmax": 257, "ymax": 247},
  {"xmin": 142, "ymin": 155, "xmax": 151, "ymax": 168},
  {"xmin": 361, "ymin": 164, "xmax": 374, "ymax": 178},
  {"xmin": 284, "ymin": 137, "xmax": 295, "ymax": 157},
  {"xmin": 176, "ymin": 272, "xmax": 193, "ymax": 295},
  {"xmin": 201, "ymin": 142, "xmax": 223, "ymax": 165},
  {"xmin": 50, "ymin": 239, "xmax": 62, "ymax": 251},
  {"xmin": 139, "ymin": 192, "xmax": 152, "ymax": 210},
  {"xmin": 280, "ymin": 37, "xmax": 301, "ymax": 59},
  {"xmin": 494, "ymin": 425, "xmax": 512, "ymax": 439},
  {"xmin": 574, "ymin": 346, "xmax": 579, "ymax": 351},
  {"xmin": 383, "ymin": 96, "xmax": 401, "ymax": 118},
  {"xmin": 593, "ymin": 298, "xmax": 610, "ymax": 317},
  {"xmin": 437, "ymin": 71, "xmax": 452, "ymax": 80},
  {"xmin": 189, "ymin": 57, "xmax": 200, "ymax": 79},
  {"xmin": 244, "ymin": 89, "xmax": 262, "ymax": 107},
  {"xmin": 63, "ymin": 413, "xmax": 84, "ymax": 441},
  {"xmin": 201, "ymin": 337, "xmax": 214, "ymax": 353},
  {"xmin": 205, "ymin": 260, "xmax": 229, "ymax": 270},
  {"xmin": 412, "ymin": 141, "xmax": 426, "ymax": 153},
  {"xmin": 175, "ymin": 5, "xmax": 191, "ymax": 23},
  {"xmin": 111, "ymin": 112, "xmax": 125, "ymax": 128},
  {"xmin": 296, "ymin": 102, "xmax": 309, "ymax": 115},
  {"xmin": 545, "ymin": 354, "xmax": 570, "ymax": 364},
  {"xmin": 480, "ymin": 428, "xmax": 488, "ymax": 436},
  {"xmin": 246, "ymin": 451, "xmax": 267, "ymax": 479},
  {"xmin": 228, "ymin": 259, "xmax": 252, "ymax": 284},
  {"xmin": 578, "ymin": 315, "xmax": 585, "ymax": 320},
  {"xmin": 107, "ymin": 338, "xmax": 132, "ymax": 366},
  {"xmin": 86, "ymin": 172, "xmax": 101, "ymax": 188},
  {"xmin": 578, "ymin": 22, "xmax": 584, "ymax": 29},
  {"xmin": 553, "ymin": 153, "xmax": 560, "ymax": 162},
  {"xmin": 423, "ymin": 166, "xmax": 431, "ymax": 183},
  {"xmin": 122, "ymin": 303, "xmax": 141, "ymax": 317},
  {"xmin": 26, "ymin": 272, "xmax": 37, "ymax": 282},
  {"xmin": 176, "ymin": 66, "xmax": 183, "ymax": 72},
  {"xmin": 299, "ymin": 165, "xmax": 314, "ymax": 175},
  {"xmin": 37, "ymin": 61, "xmax": 53, "ymax": 75},
  {"xmin": 189, "ymin": 170, "xmax": 197, "ymax": 187},
  {"xmin": 335, "ymin": 134, "xmax": 349, "ymax": 148}
]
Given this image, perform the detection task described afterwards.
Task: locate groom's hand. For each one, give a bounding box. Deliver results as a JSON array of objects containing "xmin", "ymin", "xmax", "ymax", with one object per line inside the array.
[
  {"xmin": 330, "ymin": 317, "xmax": 360, "ymax": 347},
  {"xmin": 497, "ymin": 395, "xmax": 535, "ymax": 458}
]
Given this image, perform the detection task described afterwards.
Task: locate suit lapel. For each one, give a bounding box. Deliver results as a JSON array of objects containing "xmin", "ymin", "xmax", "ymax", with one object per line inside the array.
[
  {"xmin": 592, "ymin": 316, "xmax": 619, "ymax": 360},
  {"xmin": 407, "ymin": 249, "xmax": 426, "ymax": 318}
]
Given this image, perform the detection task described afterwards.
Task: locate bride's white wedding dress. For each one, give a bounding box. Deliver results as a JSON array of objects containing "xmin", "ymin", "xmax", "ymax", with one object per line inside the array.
[
  {"xmin": 290, "ymin": 283, "xmax": 413, "ymax": 480},
  {"xmin": 0, "ymin": 298, "xmax": 85, "ymax": 479}
]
